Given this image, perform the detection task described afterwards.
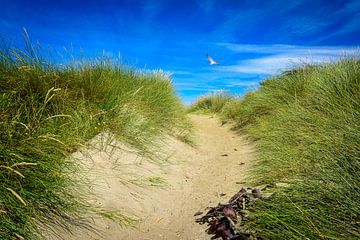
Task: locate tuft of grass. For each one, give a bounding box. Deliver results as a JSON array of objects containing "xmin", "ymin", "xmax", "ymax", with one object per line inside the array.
[
  {"xmin": 188, "ymin": 91, "xmax": 233, "ymax": 113},
  {"xmin": 145, "ymin": 176, "xmax": 168, "ymax": 187},
  {"xmin": 0, "ymin": 34, "xmax": 190, "ymax": 239},
  {"xmin": 191, "ymin": 59, "xmax": 360, "ymax": 239},
  {"xmin": 97, "ymin": 208, "xmax": 138, "ymax": 227}
]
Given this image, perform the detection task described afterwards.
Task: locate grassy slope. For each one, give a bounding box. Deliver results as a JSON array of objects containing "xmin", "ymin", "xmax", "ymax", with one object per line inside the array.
[
  {"xmin": 0, "ymin": 39, "xmax": 190, "ymax": 239},
  {"xmin": 190, "ymin": 59, "xmax": 360, "ymax": 239}
]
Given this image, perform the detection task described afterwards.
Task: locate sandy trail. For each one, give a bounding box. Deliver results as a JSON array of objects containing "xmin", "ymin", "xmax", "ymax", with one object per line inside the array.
[{"xmin": 51, "ymin": 114, "xmax": 255, "ymax": 240}]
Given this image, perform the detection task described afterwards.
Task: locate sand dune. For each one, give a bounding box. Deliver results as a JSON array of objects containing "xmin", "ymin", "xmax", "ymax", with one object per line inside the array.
[{"xmin": 49, "ymin": 114, "xmax": 255, "ymax": 240}]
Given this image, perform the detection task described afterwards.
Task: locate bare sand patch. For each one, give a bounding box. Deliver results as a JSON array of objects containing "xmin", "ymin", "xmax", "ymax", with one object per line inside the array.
[{"xmin": 49, "ymin": 114, "xmax": 255, "ymax": 240}]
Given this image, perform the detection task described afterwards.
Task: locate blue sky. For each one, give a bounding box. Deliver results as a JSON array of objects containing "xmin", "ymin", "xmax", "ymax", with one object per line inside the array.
[{"xmin": 0, "ymin": 0, "xmax": 359, "ymax": 104}]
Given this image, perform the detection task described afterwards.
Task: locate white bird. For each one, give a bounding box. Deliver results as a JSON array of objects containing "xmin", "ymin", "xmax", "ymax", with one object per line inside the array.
[{"xmin": 206, "ymin": 54, "xmax": 219, "ymax": 65}]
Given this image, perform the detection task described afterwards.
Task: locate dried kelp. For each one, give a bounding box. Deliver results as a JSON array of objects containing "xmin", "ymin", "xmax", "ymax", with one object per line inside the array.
[{"xmin": 195, "ymin": 186, "xmax": 274, "ymax": 240}]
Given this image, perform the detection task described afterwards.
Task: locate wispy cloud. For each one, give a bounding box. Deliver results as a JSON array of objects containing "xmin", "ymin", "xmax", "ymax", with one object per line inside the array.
[
  {"xmin": 326, "ymin": 13, "xmax": 360, "ymax": 38},
  {"xmin": 218, "ymin": 57, "xmax": 310, "ymax": 74},
  {"xmin": 310, "ymin": 0, "xmax": 360, "ymax": 42},
  {"xmin": 284, "ymin": 16, "xmax": 328, "ymax": 37},
  {"xmin": 216, "ymin": 44, "xmax": 359, "ymax": 74},
  {"xmin": 218, "ymin": 43, "xmax": 359, "ymax": 55},
  {"xmin": 169, "ymin": 70, "xmax": 193, "ymax": 75},
  {"xmin": 225, "ymin": 81, "xmax": 259, "ymax": 87},
  {"xmin": 208, "ymin": 0, "xmax": 305, "ymax": 42}
]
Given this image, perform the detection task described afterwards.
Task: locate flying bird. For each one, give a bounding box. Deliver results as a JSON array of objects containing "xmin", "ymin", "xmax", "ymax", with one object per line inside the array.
[{"xmin": 206, "ymin": 54, "xmax": 219, "ymax": 65}]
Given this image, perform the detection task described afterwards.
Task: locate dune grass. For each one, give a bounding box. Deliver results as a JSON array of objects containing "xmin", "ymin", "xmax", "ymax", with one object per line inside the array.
[
  {"xmin": 0, "ymin": 35, "xmax": 190, "ymax": 239},
  {"xmin": 190, "ymin": 59, "xmax": 360, "ymax": 239},
  {"xmin": 189, "ymin": 91, "xmax": 233, "ymax": 113}
]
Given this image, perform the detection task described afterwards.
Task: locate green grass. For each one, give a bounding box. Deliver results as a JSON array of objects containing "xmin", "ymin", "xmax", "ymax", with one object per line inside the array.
[
  {"xmin": 145, "ymin": 176, "xmax": 168, "ymax": 187},
  {"xmin": 0, "ymin": 34, "xmax": 190, "ymax": 239},
  {"xmin": 189, "ymin": 91, "xmax": 234, "ymax": 113},
  {"xmin": 191, "ymin": 59, "xmax": 360, "ymax": 239}
]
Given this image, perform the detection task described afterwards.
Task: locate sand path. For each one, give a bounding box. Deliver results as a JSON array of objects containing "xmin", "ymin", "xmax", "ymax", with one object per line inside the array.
[{"xmin": 52, "ymin": 114, "xmax": 255, "ymax": 240}]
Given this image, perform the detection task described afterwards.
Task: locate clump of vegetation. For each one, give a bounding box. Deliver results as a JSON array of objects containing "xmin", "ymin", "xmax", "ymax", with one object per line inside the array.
[
  {"xmin": 0, "ymin": 33, "xmax": 190, "ymax": 239},
  {"xmin": 191, "ymin": 59, "xmax": 360, "ymax": 239},
  {"xmin": 189, "ymin": 91, "xmax": 233, "ymax": 113}
]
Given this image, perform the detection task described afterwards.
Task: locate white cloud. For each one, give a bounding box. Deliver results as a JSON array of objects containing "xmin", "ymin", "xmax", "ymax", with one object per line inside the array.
[
  {"xmin": 218, "ymin": 56, "xmax": 320, "ymax": 74},
  {"xmin": 312, "ymin": 2, "xmax": 360, "ymax": 43},
  {"xmin": 284, "ymin": 16, "xmax": 328, "ymax": 36},
  {"xmin": 169, "ymin": 70, "xmax": 193, "ymax": 75},
  {"xmin": 329, "ymin": 13, "xmax": 360, "ymax": 37},
  {"xmin": 219, "ymin": 43, "xmax": 359, "ymax": 55},
  {"xmin": 216, "ymin": 44, "xmax": 359, "ymax": 74},
  {"xmin": 226, "ymin": 81, "xmax": 260, "ymax": 87},
  {"xmin": 209, "ymin": 0, "xmax": 305, "ymax": 41}
]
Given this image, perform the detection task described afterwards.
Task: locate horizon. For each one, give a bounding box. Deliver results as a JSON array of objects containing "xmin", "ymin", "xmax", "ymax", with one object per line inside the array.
[{"xmin": 1, "ymin": 0, "xmax": 359, "ymax": 104}]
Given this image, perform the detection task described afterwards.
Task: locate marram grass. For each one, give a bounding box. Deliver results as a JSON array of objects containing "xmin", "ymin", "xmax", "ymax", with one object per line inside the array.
[
  {"xmin": 191, "ymin": 59, "xmax": 360, "ymax": 239},
  {"xmin": 189, "ymin": 91, "xmax": 233, "ymax": 113},
  {"xmin": 0, "ymin": 35, "xmax": 190, "ymax": 239}
]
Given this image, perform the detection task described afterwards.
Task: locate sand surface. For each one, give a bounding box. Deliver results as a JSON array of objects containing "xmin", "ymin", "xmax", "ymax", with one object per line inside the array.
[{"xmin": 50, "ymin": 114, "xmax": 255, "ymax": 240}]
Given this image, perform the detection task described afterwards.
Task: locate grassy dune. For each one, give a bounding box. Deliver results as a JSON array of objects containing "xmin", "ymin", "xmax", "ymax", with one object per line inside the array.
[
  {"xmin": 0, "ymin": 37, "xmax": 190, "ymax": 239},
  {"xmin": 190, "ymin": 59, "xmax": 360, "ymax": 239}
]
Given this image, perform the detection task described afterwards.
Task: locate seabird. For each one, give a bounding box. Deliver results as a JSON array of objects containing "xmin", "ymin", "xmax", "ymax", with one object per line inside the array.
[{"xmin": 206, "ymin": 54, "xmax": 219, "ymax": 65}]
